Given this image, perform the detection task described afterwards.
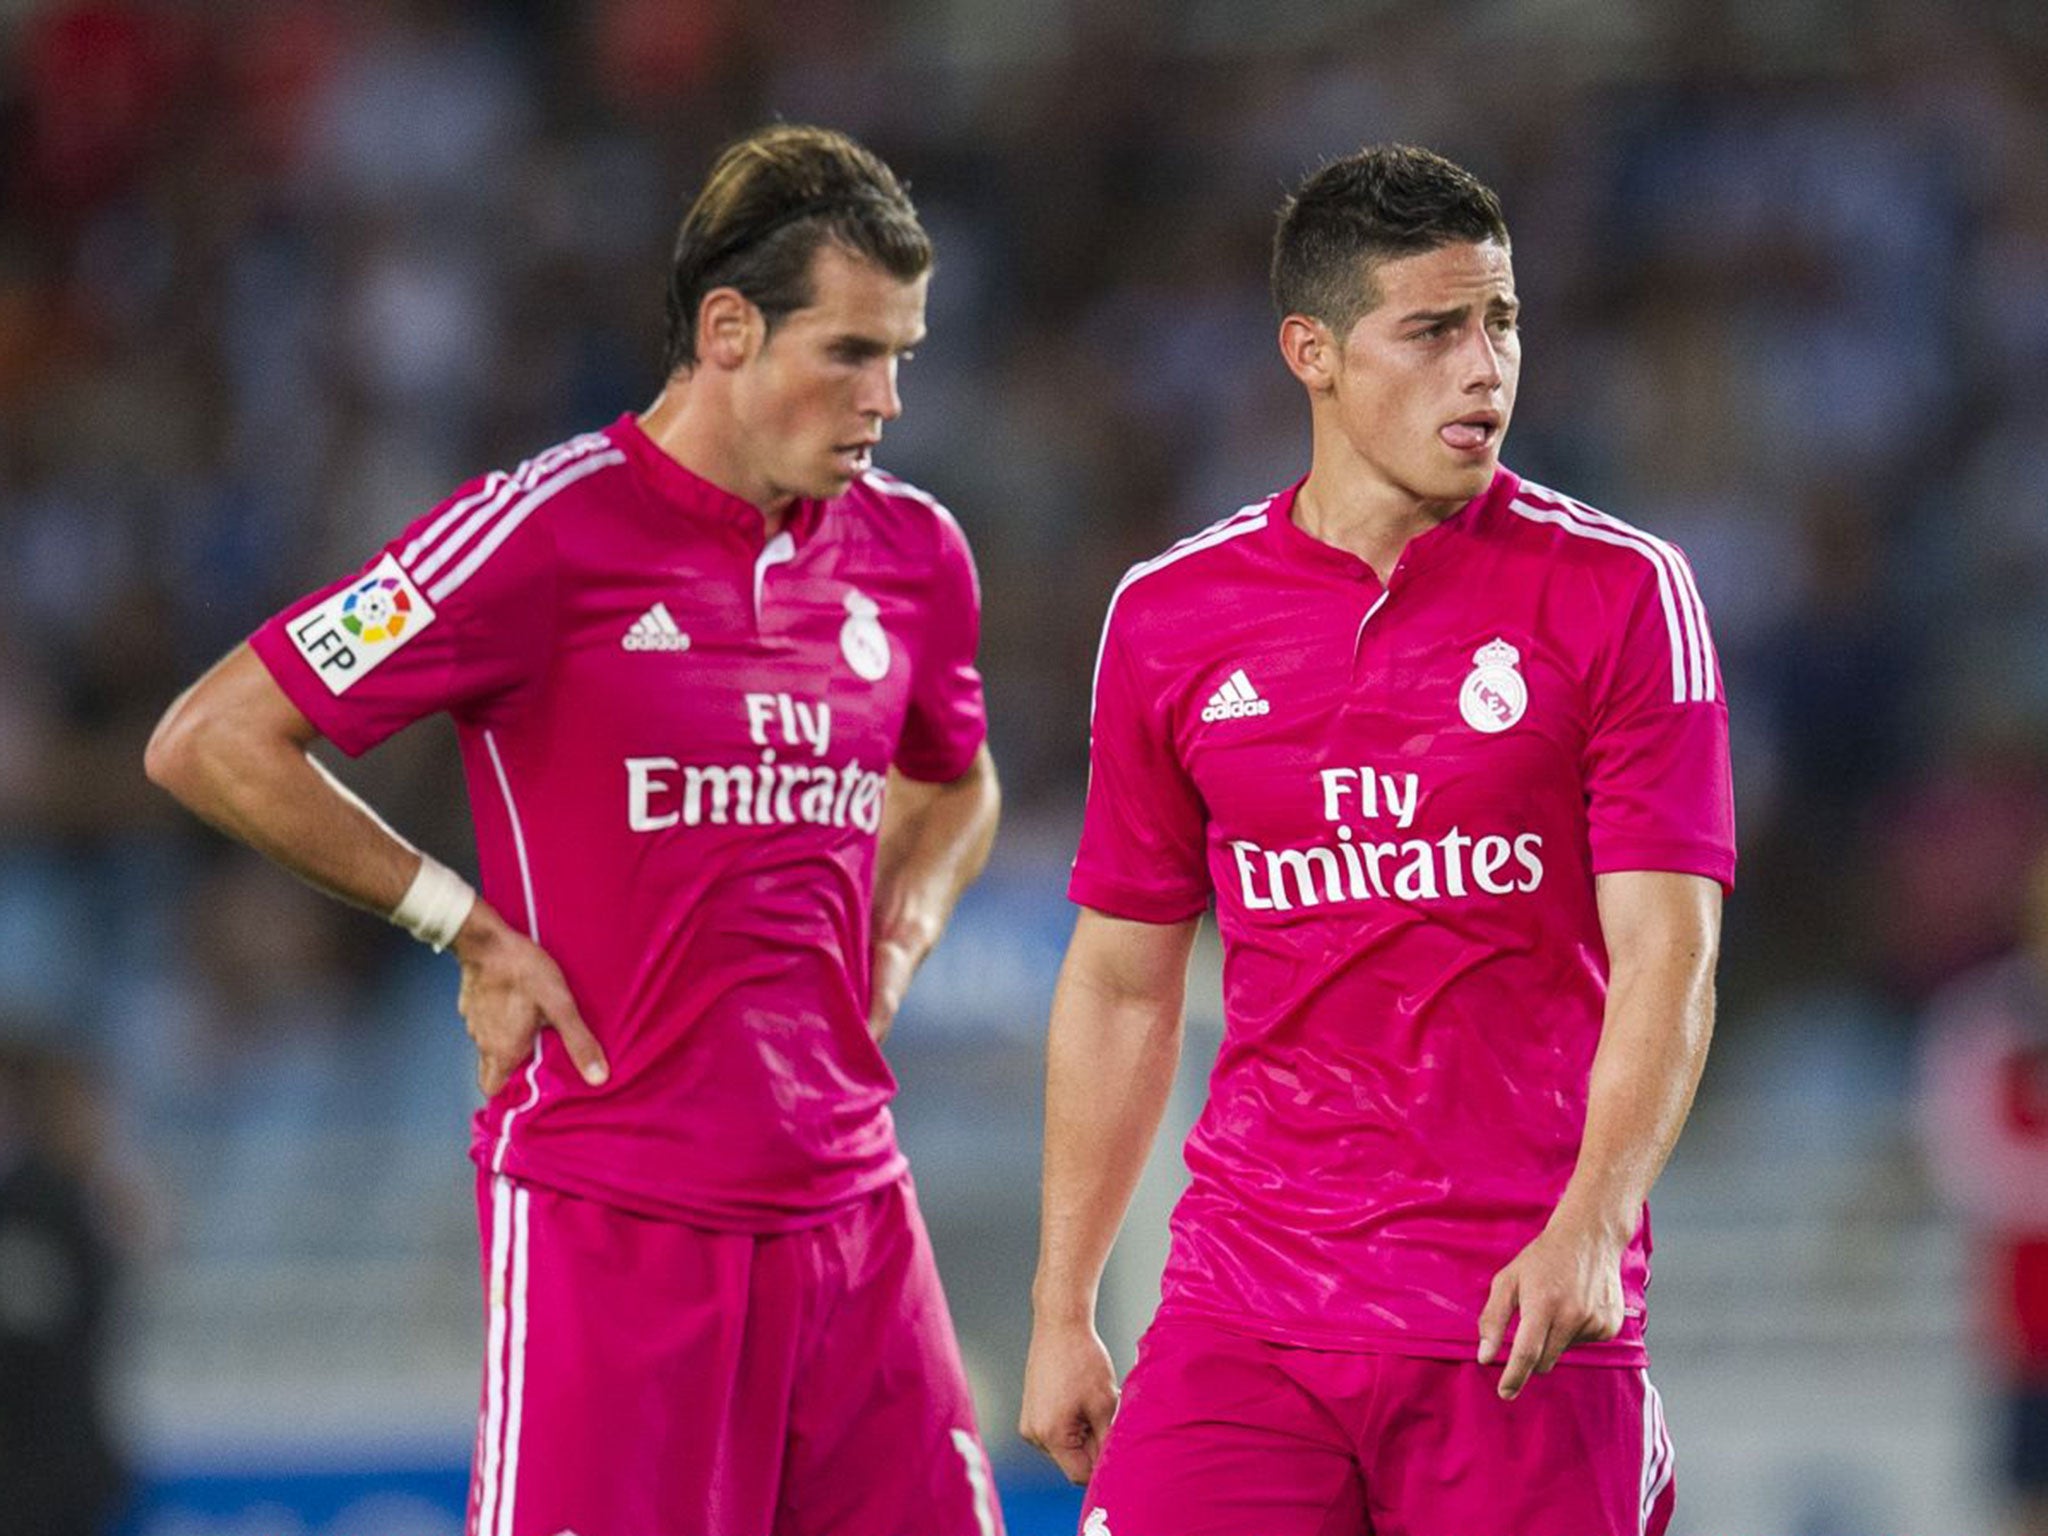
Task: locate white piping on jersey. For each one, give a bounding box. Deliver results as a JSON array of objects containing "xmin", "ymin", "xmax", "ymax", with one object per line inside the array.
[
  {"xmin": 862, "ymin": 466, "xmax": 952, "ymax": 523},
  {"xmin": 422, "ymin": 450, "xmax": 625, "ymax": 604},
  {"xmin": 753, "ymin": 530, "xmax": 795, "ymax": 621},
  {"xmin": 485, "ymin": 730, "xmax": 548, "ymax": 1176},
  {"xmin": 403, "ymin": 432, "xmax": 613, "ymax": 578},
  {"xmin": 1354, "ymin": 587, "xmax": 1391, "ymax": 657},
  {"xmin": 1522, "ymin": 482, "xmax": 1714, "ymax": 703},
  {"xmin": 1089, "ymin": 498, "xmax": 1276, "ymax": 720},
  {"xmin": 1508, "ymin": 488, "xmax": 1716, "ymax": 704}
]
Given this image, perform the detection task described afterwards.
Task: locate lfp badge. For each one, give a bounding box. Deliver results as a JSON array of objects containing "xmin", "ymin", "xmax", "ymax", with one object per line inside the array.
[
  {"xmin": 340, "ymin": 574, "xmax": 415, "ymax": 644},
  {"xmin": 287, "ymin": 553, "xmax": 436, "ymax": 695}
]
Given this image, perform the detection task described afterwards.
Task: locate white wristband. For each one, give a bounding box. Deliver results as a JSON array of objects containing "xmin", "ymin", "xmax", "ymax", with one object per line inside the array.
[{"xmin": 391, "ymin": 855, "xmax": 477, "ymax": 953}]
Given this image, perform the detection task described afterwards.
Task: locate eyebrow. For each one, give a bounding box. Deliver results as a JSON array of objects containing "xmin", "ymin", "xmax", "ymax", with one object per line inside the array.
[
  {"xmin": 831, "ymin": 330, "xmax": 926, "ymax": 354},
  {"xmin": 1398, "ymin": 298, "xmax": 1520, "ymax": 326}
]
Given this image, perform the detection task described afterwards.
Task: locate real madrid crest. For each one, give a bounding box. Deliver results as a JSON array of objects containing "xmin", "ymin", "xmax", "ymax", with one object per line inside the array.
[
  {"xmin": 840, "ymin": 589, "xmax": 891, "ymax": 682},
  {"xmin": 1459, "ymin": 637, "xmax": 1527, "ymax": 733}
]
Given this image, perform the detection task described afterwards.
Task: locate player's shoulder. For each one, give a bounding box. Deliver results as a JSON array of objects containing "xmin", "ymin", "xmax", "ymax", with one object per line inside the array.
[
  {"xmin": 853, "ymin": 466, "xmax": 967, "ymax": 540},
  {"xmin": 1103, "ymin": 493, "xmax": 1282, "ymax": 632},
  {"xmin": 1498, "ymin": 473, "xmax": 1699, "ymax": 593},
  {"xmin": 396, "ymin": 427, "xmax": 629, "ymax": 603},
  {"xmin": 456, "ymin": 427, "xmax": 630, "ymax": 511}
]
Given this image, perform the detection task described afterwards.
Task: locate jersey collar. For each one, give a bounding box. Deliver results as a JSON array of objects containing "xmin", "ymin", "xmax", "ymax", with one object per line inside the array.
[
  {"xmin": 611, "ymin": 412, "xmax": 828, "ymax": 545},
  {"xmin": 1268, "ymin": 466, "xmax": 1519, "ymax": 581}
]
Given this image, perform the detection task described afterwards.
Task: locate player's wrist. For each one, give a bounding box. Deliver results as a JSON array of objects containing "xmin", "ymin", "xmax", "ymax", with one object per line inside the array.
[
  {"xmin": 391, "ymin": 854, "xmax": 478, "ymax": 953},
  {"xmin": 875, "ymin": 907, "xmax": 942, "ymax": 958},
  {"xmin": 1547, "ymin": 1191, "xmax": 1637, "ymax": 1250},
  {"xmin": 447, "ymin": 898, "xmax": 512, "ymax": 963},
  {"xmin": 1029, "ymin": 1278, "xmax": 1101, "ymax": 1327}
]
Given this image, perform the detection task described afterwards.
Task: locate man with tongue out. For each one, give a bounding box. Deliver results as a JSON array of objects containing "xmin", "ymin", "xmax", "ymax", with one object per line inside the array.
[
  {"xmin": 147, "ymin": 124, "xmax": 1005, "ymax": 1536},
  {"xmin": 1022, "ymin": 144, "xmax": 1734, "ymax": 1535}
]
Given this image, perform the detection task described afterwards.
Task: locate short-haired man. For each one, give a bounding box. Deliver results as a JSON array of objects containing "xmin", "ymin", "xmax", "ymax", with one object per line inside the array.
[
  {"xmin": 149, "ymin": 124, "xmax": 1006, "ymax": 1536},
  {"xmin": 1020, "ymin": 143, "xmax": 1732, "ymax": 1536}
]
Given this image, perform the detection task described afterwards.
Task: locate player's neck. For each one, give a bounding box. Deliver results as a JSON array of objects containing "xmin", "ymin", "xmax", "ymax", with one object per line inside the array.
[
  {"xmin": 638, "ymin": 380, "xmax": 799, "ymax": 537},
  {"xmin": 1294, "ymin": 466, "xmax": 1462, "ymax": 584}
]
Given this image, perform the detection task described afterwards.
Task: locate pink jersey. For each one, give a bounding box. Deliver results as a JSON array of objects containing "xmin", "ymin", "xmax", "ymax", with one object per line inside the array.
[
  {"xmin": 251, "ymin": 416, "xmax": 987, "ymax": 1230},
  {"xmin": 1070, "ymin": 469, "xmax": 1734, "ymax": 1364}
]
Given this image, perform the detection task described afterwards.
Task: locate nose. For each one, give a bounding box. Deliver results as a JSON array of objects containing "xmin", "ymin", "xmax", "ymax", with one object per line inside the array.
[
  {"xmin": 1463, "ymin": 328, "xmax": 1504, "ymax": 392},
  {"xmin": 862, "ymin": 357, "xmax": 904, "ymax": 423}
]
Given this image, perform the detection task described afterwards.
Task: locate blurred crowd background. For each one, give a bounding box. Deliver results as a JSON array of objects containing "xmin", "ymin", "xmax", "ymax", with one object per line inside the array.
[{"xmin": 3, "ymin": 0, "xmax": 2047, "ymax": 1532}]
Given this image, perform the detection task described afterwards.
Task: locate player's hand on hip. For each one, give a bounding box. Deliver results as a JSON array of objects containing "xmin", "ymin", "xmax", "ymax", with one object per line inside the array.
[
  {"xmin": 451, "ymin": 902, "xmax": 608, "ymax": 1097},
  {"xmin": 866, "ymin": 932, "xmax": 924, "ymax": 1045},
  {"xmin": 1019, "ymin": 1317, "xmax": 1120, "ymax": 1486},
  {"xmin": 1476, "ymin": 1215, "xmax": 1626, "ymax": 1401}
]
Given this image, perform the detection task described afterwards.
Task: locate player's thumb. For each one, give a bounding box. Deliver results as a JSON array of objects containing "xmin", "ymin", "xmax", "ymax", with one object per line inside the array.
[
  {"xmin": 547, "ymin": 998, "xmax": 609, "ymax": 1087},
  {"xmin": 1477, "ymin": 1268, "xmax": 1517, "ymax": 1365},
  {"xmin": 1054, "ymin": 1423, "xmax": 1099, "ymax": 1489}
]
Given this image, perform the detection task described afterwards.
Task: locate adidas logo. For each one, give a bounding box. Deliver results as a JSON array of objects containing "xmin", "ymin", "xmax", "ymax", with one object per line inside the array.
[
  {"xmin": 1200, "ymin": 668, "xmax": 1269, "ymax": 722},
  {"xmin": 622, "ymin": 602, "xmax": 690, "ymax": 652}
]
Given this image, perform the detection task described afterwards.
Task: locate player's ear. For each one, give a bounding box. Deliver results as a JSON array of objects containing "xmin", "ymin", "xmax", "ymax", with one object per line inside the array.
[
  {"xmin": 1279, "ymin": 313, "xmax": 1336, "ymax": 392},
  {"xmin": 697, "ymin": 287, "xmax": 761, "ymax": 370}
]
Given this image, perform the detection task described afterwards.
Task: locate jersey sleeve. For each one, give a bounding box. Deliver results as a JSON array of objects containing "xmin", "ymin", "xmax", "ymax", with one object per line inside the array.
[
  {"xmin": 248, "ymin": 476, "xmax": 557, "ymax": 758},
  {"xmin": 1582, "ymin": 553, "xmax": 1737, "ymax": 889},
  {"xmin": 1067, "ymin": 592, "xmax": 1211, "ymax": 922},
  {"xmin": 892, "ymin": 507, "xmax": 989, "ymax": 782}
]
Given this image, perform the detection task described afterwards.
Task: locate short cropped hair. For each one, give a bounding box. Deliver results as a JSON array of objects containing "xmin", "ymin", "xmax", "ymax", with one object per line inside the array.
[
  {"xmin": 662, "ymin": 124, "xmax": 931, "ymax": 375},
  {"xmin": 1271, "ymin": 144, "xmax": 1510, "ymax": 336}
]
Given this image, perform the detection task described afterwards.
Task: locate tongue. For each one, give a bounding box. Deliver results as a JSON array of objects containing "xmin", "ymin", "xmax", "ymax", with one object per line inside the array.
[{"xmin": 1442, "ymin": 421, "xmax": 1489, "ymax": 450}]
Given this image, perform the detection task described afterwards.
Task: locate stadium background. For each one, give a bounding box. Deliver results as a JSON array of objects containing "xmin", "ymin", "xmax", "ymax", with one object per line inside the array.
[{"xmin": 2, "ymin": 0, "xmax": 2045, "ymax": 1530}]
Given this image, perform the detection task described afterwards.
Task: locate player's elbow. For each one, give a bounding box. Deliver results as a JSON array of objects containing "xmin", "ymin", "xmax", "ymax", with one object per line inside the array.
[
  {"xmin": 145, "ymin": 684, "xmax": 245, "ymax": 809},
  {"xmin": 144, "ymin": 689, "xmax": 205, "ymax": 799}
]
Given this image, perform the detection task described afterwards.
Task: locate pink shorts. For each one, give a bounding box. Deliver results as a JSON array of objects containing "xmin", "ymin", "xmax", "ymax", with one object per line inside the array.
[
  {"xmin": 467, "ymin": 1171, "xmax": 1004, "ymax": 1536},
  {"xmin": 1081, "ymin": 1317, "xmax": 1674, "ymax": 1536}
]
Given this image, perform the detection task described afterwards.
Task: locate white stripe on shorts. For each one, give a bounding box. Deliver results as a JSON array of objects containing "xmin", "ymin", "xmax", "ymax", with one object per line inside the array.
[
  {"xmin": 476, "ymin": 1176, "xmax": 532, "ymax": 1536},
  {"xmin": 477, "ymin": 1176, "xmax": 514, "ymax": 1536},
  {"xmin": 1640, "ymin": 1370, "xmax": 1674, "ymax": 1534}
]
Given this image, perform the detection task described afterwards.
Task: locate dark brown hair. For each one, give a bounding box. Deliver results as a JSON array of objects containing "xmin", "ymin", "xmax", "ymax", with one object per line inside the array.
[
  {"xmin": 1272, "ymin": 144, "xmax": 1509, "ymax": 336},
  {"xmin": 663, "ymin": 124, "xmax": 931, "ymax": 375}
]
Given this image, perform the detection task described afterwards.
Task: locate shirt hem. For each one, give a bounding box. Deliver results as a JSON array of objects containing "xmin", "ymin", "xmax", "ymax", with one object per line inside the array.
[
  {"xmin": 893, "ymin": 725, "xmax": 988, "ymax": 785},
  {"xmin": 1154, "ymin": 1301, "xmax": 1651, "ymax": 1367},
  {"xmin": 1591, "ymin": 841, "xmax": 1737, "ymax": 893},
  {"xmin": 472, "ymin": 1142, "xmax": 913, "ymax": 1234},
  {"xmin": 1067, "ymin": 872, "xmax": 1209, "ymax": 925}
]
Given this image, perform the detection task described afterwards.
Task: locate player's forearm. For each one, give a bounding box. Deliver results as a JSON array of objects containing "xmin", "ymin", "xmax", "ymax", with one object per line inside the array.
[
  {"xmin": 1031, "ymin": 942, "xmax": 1190, "ymax": 1324},
  {"xmin": 1553, "ymin": 873, "xmax": 1722, "ymax": 1241},
  {"xmin": 872, "ymin": 744, "xmax": 1000, "ymax": 955},
  {"xmin": 146, "ymin": 646, "xmax": 425, "ymax": 919}
]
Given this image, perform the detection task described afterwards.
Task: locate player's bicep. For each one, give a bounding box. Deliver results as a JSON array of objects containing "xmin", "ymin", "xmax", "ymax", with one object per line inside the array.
[
  {"xmin": 1592, "ymin": 870, "xmax": 1721, "ymax": 975},
  {"xmin": 158, "ymin": 642, "xmax": 319, "ymax": 756},
  {"xmin": 147, "ymin": 644, "xmax": 329, "ymax": 831},
  {"xmin": 1061, "ymin": 908, "xmax": 1201, "ymax": 1008}
]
